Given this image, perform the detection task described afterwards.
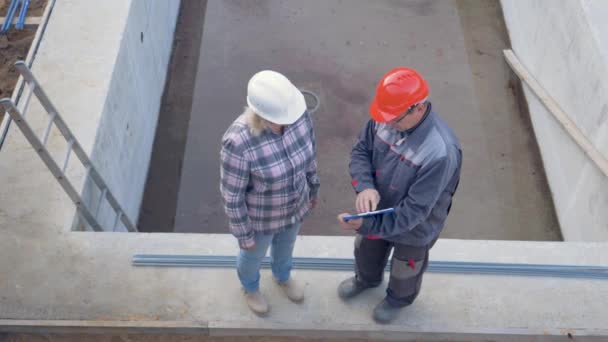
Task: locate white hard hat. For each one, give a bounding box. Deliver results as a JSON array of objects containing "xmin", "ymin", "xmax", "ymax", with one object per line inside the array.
[{"xmin": 246, "ymin": 70, "xmax": 306, "ymax": 125}]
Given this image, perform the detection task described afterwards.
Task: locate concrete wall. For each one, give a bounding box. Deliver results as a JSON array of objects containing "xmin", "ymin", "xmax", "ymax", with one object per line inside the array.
[
  {"xmin": 81, "ymin": 0, "xmax": 180, "ymax": 231},
  {"xmin": 501, "ymin": 0, "xmax": 608, "ymax": 241}
]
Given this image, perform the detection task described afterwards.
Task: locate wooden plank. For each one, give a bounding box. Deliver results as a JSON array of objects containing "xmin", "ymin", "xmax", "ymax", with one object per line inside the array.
[{"xmin": 504, "ymin": 49, "xmax": 608, "ymax": 177}]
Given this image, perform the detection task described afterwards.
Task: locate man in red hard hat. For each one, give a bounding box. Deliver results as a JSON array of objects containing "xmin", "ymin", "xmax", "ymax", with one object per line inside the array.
[{"xmin": 337, "ymin": 67, "xmax": 462, "ymax": 324}]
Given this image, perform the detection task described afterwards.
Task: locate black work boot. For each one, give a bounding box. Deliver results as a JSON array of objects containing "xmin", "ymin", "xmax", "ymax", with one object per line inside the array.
[
  {"xmin": 337, "ymin": 276, "xmax": 374, "ymax": 300},
  {"xmin": 372, "ymin": 298, "xmax": 402, "ymax": 324}
]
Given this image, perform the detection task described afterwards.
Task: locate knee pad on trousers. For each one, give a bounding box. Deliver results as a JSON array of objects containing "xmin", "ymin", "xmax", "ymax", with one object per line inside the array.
[
  {"xmin": 389, "ymin": 257, "xmax": 425, "ymax": 298},
  {"xmin": 391, "ymin": 258, "xmax": 424, "ymax": 279}
]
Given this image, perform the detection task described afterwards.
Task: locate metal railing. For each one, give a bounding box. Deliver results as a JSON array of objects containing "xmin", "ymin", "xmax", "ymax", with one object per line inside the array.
[{"xmin": 0, "ymin": 0, "xmax": 55, "ymax": 151}]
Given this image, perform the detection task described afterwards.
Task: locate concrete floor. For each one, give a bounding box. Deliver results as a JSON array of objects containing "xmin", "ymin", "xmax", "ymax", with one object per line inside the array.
[{"xmin": 139, "ymin": 0, "xmax": 561, "ymax": 240}]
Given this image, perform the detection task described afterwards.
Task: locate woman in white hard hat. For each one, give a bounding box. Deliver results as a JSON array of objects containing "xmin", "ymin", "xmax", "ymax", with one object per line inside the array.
[{"xmin": 220, "ymin": 70, "xmax": 320, "ymax": 315}]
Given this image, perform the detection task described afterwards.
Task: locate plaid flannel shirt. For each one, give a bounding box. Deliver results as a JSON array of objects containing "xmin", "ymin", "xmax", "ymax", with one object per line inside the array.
[{"xmin": 220, "ymin": 112, "xmax": 320, "ymax": 248}]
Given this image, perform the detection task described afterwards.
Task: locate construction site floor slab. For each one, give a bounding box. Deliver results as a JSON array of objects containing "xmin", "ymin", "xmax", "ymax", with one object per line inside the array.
[
  {"xmin": 140, "ymin": 0, "xmax": 561, "ymax": 241},
  {"xmin": 1, "ymin": 231, "xmax": 608, "ymax": 341}
]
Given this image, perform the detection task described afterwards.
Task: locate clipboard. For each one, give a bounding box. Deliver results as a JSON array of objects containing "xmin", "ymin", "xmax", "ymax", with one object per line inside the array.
[{"xmin": 342, "ymin": 208, "xmax": 395, "ymax": 222}]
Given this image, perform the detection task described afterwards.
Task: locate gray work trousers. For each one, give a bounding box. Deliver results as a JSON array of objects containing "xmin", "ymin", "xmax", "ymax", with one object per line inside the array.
[{"xmin": 354, "ymin": 234, "xmax": 434, "ymax": 307}]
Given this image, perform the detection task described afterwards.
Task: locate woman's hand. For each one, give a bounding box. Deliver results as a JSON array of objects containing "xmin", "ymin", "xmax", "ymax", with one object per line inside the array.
[
  {"xmin": 240, "ymin": 244, "xmax": 256, "ymax": 251},
  {"xmin": 240, "ymin": 240, "xmax": 256, "ymax": 251},
  {"xmin": 337, "ymin": 213, "xmax": 363, "ymax": 232},
  {"xmin": 309, "ymin": 197, "xmax": 318, "ymax": 209}
]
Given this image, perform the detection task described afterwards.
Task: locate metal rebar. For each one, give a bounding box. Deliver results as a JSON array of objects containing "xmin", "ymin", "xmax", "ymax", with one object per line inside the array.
[
  {"xmin": 1, "ymin": 0, "xmax": 19, "ymax": 33},
  {"xmin": 16, "ymin": 0, "xmax": 30, "ymax": 29}
]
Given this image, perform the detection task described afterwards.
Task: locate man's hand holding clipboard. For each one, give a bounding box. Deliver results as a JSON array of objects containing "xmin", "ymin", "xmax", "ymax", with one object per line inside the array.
[{"xmin": 337, "ymin": 208, "xmax": 395, "ymax": 233}]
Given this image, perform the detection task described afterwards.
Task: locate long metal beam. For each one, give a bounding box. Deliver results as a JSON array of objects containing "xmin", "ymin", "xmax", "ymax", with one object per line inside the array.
[{"xmin": 132, "ymin": 255, "xmax": 608, "ymax": 279}]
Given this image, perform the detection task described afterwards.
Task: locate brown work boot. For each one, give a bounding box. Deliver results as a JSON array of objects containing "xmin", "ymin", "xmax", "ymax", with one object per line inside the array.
[
  {"xmin": 244, "ymin": 290, "xmax": 269, "ymax": 316},
  {"xmin": 277, "ymin": 278, "xmax": 304, "ymax": 303}
]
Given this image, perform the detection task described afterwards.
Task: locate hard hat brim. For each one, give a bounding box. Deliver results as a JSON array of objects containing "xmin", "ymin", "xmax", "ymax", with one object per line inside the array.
[
  {"xmin": 247, "ymin": 85, "xmax": 306, "ymax": 126},
  {"xmin": 369, "ymin": 98, "xmax": 399, "ymax": 123}
]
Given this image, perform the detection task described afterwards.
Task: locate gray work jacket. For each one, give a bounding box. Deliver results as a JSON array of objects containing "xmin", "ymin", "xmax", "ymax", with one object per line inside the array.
[{"xmin": 350, "ymin": 106, "xmax": 462, "ymax": 246}]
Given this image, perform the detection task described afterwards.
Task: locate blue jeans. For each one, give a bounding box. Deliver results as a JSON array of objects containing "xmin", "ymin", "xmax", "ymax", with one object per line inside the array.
[{"xmin": 237, "ymin": 223, "xmax": 301, "ymax": 293}]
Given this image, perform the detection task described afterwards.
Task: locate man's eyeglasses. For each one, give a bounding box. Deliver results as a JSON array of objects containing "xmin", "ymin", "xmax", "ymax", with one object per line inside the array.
[{"xmin": 389, "ymin": 104, "xmax": 418, "ymax": 125}]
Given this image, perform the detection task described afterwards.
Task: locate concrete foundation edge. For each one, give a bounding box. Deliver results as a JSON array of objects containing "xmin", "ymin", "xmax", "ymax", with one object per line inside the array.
[
  {"xmin": 1, "ymin": 319, "xmax": 606, "ymax": 341},
  {"xmin": 0, "ymin": 320, "xmax": 209, "ymax": 335}
]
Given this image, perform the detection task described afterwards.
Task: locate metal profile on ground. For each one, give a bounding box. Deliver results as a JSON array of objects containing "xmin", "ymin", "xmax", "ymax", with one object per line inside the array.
[
  {"xmin": 0, "ymin": 61, "xmax": 138, "ymax": 232},
  {"xmin": 132, "ymin": 255, "xmax": 608, "ymax": 279}
]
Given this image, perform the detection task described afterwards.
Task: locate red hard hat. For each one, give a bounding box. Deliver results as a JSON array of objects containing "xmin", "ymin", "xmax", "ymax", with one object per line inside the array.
[{"xmin": 369, "ymin": 67, "xmax": 429, "ymax": 123}]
